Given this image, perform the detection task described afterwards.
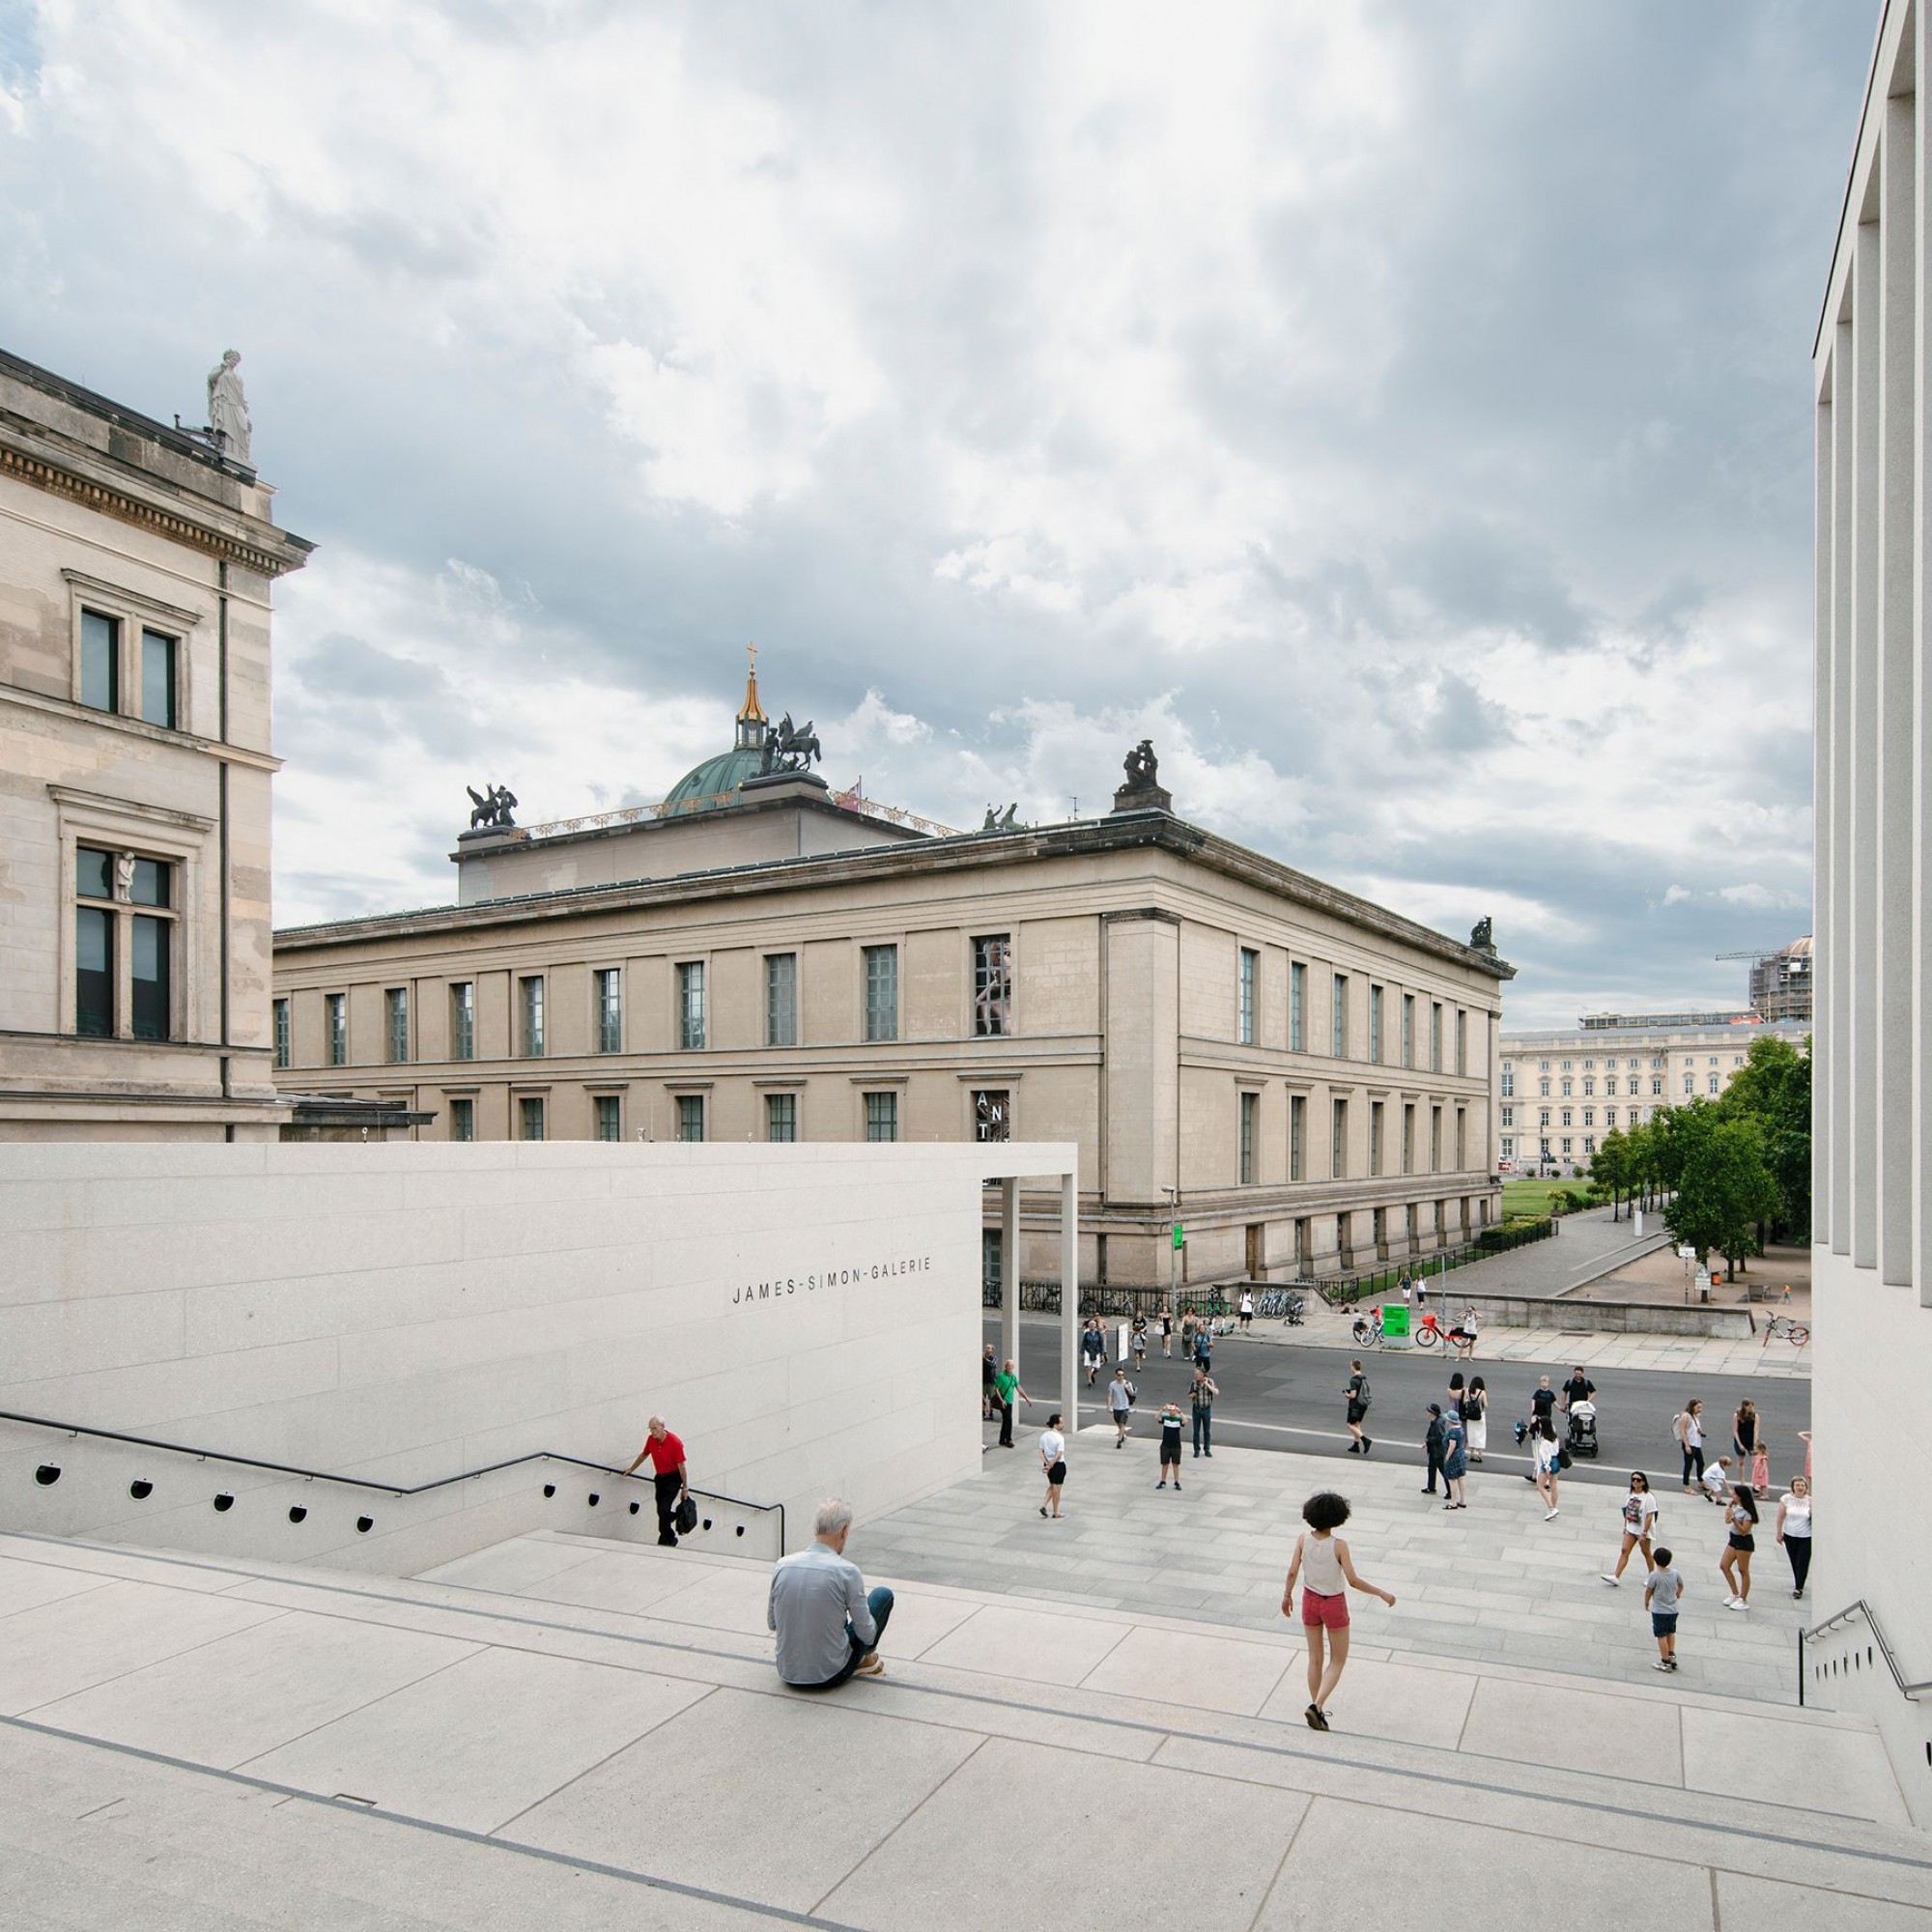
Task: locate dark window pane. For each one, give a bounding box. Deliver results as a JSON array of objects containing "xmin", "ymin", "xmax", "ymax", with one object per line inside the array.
[
  {"xmin": 129, "ymin": 858, "xmax": 169, "ymax": 907},
  {"xmin": 75, "ymin": 845, "xmax": 113, "ymax": 899},
  {"xmin": 130, "ymin": 915, "xmax": 169, "ymax": 1039},
  {"xmin": 75, "ymin": 906, "xmax": 114, "ymax": 1036},
  {"xmin": 81, "ymin": 611, "xmax": 118, "ymax": 711},
  {"xmin": 140, "ymin": 631, "xmax": 177, "ymax": 728}
]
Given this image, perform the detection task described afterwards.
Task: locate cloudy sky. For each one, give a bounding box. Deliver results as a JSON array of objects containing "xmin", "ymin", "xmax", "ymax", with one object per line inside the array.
[{"xmin": 0, "ymin": 2, "xmax": 1873, "ymax": 1025}]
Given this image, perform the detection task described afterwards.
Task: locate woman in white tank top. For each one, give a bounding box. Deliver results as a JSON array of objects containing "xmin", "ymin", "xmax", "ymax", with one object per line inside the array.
[{"xmin": 1281, "ymin": 1491, "xmax": 1397, "ymax": 1733}]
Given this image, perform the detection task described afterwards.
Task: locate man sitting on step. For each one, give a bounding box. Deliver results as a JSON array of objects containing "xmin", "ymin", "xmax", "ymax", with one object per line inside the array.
[{"xmin": 769, "ymin": 1497, "xmax": 895, "ymax": 1687}]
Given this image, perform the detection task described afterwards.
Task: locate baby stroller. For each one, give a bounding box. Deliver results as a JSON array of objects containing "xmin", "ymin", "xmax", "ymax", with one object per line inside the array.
[{"xmin": 1565, "ymin": 1399, "xmax": 1601, "ymax": 1460}]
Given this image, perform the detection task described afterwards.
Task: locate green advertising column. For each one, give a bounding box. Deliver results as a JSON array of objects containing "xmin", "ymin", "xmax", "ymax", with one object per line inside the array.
[{"xmin": 1381, "ymin": 1302, "xmax": 1413, "ymax": 1350}]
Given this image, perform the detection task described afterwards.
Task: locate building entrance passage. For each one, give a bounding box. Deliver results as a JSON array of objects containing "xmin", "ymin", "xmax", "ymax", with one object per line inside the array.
[
  {"xmin": 984, "ymin": 1167, "xmax": 1080, "ymax": 1458},
  {"xmin": 1245, "ymin": 1222, "xmax": 1264, "ymax": 1277}
]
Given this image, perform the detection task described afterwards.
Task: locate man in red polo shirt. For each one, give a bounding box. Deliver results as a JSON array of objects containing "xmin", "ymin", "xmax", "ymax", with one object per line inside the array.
[{"xmin": 624, "ymin": 1415, "xmax": 689, "ymax": 1548}]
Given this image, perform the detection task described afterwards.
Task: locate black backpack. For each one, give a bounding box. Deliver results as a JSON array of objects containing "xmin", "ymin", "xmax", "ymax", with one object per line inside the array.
[{"xmin": 1355, "ymin": 1375, "xmax": 1372, "ymax": 1408}]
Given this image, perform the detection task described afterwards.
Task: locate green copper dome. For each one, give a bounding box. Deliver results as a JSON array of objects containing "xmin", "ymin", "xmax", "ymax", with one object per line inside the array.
[{"xmin": 664, "ymin": 745, "xmax": 766, "ymax": 810}]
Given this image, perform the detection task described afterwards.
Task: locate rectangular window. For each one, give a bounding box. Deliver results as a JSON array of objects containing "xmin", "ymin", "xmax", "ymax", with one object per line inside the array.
[
  {"xmin": 129, "ymin": 920, "xmax": 169, "ymax": 1043},
  {"xmin": 1238, "ymin": 1091, "xmax": 1257, "ymax": 1184},
  {"xmin": 863, "ymin": 944, "xmax": 897, "ymax": 1042},
  {"xmin": 974, "ymin": 1089, "xmax": 1011, "ymax": 1142},
  {"xmin": 1561, "ymin": 1108, "xmax": 1573, "ymax": 1127},
  {"xmin": 1430, "ymin": 1106, "xmax": 1442, "ymax": 1173},
  {"xmin": 1331, "ymin": 1097, "xmax": 1348, "ymax": 1179},
  {"xmin": 520, "ymin": 976, "xmax": 546, "ymax": 1057},
  {"xmin": 450, "ymin": 982, "xmax": 475, "ymax": 1061},
  {"xmin": 1707, "ymin": 1073, "xmax": 1719, "ymax": 1095},
  {"xmin": 272, "ymin": 997, "xmax": 291, "ymax": 1069},
  {"xmin": 1456, "ymin": 1009, "xmax": 1467, "ymax": 1076},
  {"xmin": 1369, "ymin": 984, "xmax": 1383, "ymax": 1065},
  {"xmin": 865, "ymin": 1091, "xmax": 898, "ymax": 1142},
  {"xmin": 1289, "ymin": 1094, "xmax": 1305, "ymax": 1180},
  {"xmin": 765, "ymin": 952, "xmax": 797, "ymax": 1048},
  {"xmin": 677, "ymin": 961, "xmax": 705, "ymax": 1050},
  {"xmin": 1501, "ymin": 1136, "xmax": 1515, "ymax": 1160},
  {"xmin": 519, "ymin": 1096, "xmax": 545, "ymax": 1142},
  {"xmin": 1238, "ymin": 948, "xmax": 1258, "ymax": 1045},
  {"xmin": 1683, "ymin": 1074, "xmax": 1694, "ymax": 1095},
  {"xmin": 1582, "ymin": 1108, "xmax": 1595, "ymax": 1127},
  {"xmin": 1651, "ymin": 1077, "xmax": 1662, "ymax": 1096},
  {"xmin": 1583, "ymin": 1134, "xmax": 1596, "ymax": 1155},
  {"xmin": 449, "ymin": 1096, "xmax": 475, "ymax": 1143},
  {"xmin": 593, "ymin": 1094, "xmax": 622, "ymax": 1142},
  {"xmin": 595, "ymin": 968, "xmax": 623, "ymax": 1053},
  {"xmin": 1331, "ymin": 974, "xmax": 1348, "ymax": 1058},
  {"xmin": 766, "ymin": 1093, "xmax": 797, "ymax": 1142},
  {"xmin": 676, "ymin": 1094, "xmax": 705, "ymax": 1142},
  {"xmin": 80, "ymin": 610, "xmax": 118, "ymax": 712},
  {"xmin": 326, "ymin": 992, "xmax": 347, "ymax": 1067},
  {"xmin": 1402, "ymin": 993, "xmax": 1415, "ymax": 1068},
  {"xmin": 1540, "ymin": 1109, "xmax": 1550, "ymax": 1127},
  {"xmin": 140, "ymin": 629, "xmax": 177, "ymax": 728},
  {"xmin": 1370, "ymin": 1099, "xmax": 1383, "ymax": 1176},
  {"xmin": 1561, "ymin": 1137, "xmax": 1573, "ymax": 1155},
  {"xmin": 384, "ymin": 987, "xmax": 409, "ymax": 1064},
  {"xmin": 1499, "ymin": 1066, "xmax": 1514, "ymax": 1097},
  {"xmin": 1430, "ymin": 1002, "xmax": 1442, "ymax": 1071},
  {"xmin": 1500, "ymin": 1105, "xmax": 1514, "ymax": 1128},
  {"xmin": 1560, "ymin": 1078, "xmax": 1573, "ymax": 1097},
  {"xmin": 1290, "ymin": 963, "xmax": 1305, "ymax": 1052},
  {"xmin": 972, "ymin": 934, "xmax": 1011, "ymax": 1037},
  {"xmin": 75, "ymin": 904, "xmax": 114, "ymax": 1037},
  {"xmin": 1604, "ymin": 1107, "xmax": 1617, "ymax": 1128},
  {"xmin": 1456, "ymin": 1108, "xmax": 1466, "ymax": 1169},
  {"xmin": 1403, "ymin": 1102, "xmax": 1414, "ymax": 1175}
]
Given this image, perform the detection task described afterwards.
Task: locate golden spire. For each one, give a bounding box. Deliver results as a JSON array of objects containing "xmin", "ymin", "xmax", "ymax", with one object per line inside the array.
[{"xmin": 737, "ymin": 641, "xmax": 767, "ymax": 724}]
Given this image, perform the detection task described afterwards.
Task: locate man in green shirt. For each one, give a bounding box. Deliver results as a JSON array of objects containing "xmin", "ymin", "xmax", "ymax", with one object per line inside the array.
[{"xmin": 991, "ymin": 1358, "xmax": 1030, "ymax": 1448}]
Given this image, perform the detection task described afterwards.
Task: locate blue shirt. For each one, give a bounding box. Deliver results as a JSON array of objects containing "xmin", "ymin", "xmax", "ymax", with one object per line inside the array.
[{"xmin": 768, "ymin": 1541, "xmax": 877, "ymax": 1686}]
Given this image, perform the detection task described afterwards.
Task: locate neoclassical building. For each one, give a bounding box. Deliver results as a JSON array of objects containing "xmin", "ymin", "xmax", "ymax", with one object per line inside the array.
[
  {"xmin": 1495, "ymin": 1015, "xmax": 1811, "ymax": 1174},
  {"xmin": 0, "ymin": 348, "xmax": 312, "ymax": 1139},
  {"xmin": 273, "ymin": 671, "xmax": 1511, "ymax": 1286}
]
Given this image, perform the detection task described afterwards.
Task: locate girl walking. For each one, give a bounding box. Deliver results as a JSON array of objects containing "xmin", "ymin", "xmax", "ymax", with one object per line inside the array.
[
  {"xmin": 1037, "ymin": 1413, "xmax": 1066, "ymax": 1519},
  {"xmin": 1719, "ymin": 1484, "xmax": 1759, "ymax": 1610},
  {"xmin": 1776, "ymin": 1476, "xmax": 1812, "ymax": 1600},
  {"xmin": 1463, "ymin": 1375, "xmax": 1489, "ymax": 1463},
  {"xmin": 1674, "ymin": 1399, "xmax": 1706, "ymax": 1493},
  {"xmin": 1160, "ymin": 1307, "xmax": 1174, "ymax": 1358},
  {"xmin": 1280, "ymin": 1492, "xmax": 1397, "ymax": 1732},
  {"xmin": 1601, "ymin": 1471, "xmax": 1659, "ymax": 1584},
  {"xmin": 1531, "ymin": 1413, "xmax": 1563, "ymax": 1520}
]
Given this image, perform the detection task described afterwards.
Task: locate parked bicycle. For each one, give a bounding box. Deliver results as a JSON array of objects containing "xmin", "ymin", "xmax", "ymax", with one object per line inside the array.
[
  {"xmin": 1350, "ymin": 1309, "xmax": 1384, "ymax": 1348},
  {"xmin": 1410, "ymin": 1311, "xmax": 1480, "ymax": 1354},
  {"xmin": 1761, "ymin": 1314, "xmax": 1811, "ymax": 1348},
  {"xmin": 1255, "ymin": 1289, "xmax": 1307, "ymax": 1324}
]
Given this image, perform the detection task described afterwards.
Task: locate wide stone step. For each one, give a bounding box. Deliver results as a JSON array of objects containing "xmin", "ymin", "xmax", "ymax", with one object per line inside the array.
[{"xmin": 1, "ymin": 1528, "xmax": 1925, "ymax": 1931}]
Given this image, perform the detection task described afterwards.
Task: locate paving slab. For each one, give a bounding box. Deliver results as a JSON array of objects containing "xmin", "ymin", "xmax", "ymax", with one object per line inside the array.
[{"xmin": 511, "ymin": 1684, "xmax": 980, "ymax": 1914}]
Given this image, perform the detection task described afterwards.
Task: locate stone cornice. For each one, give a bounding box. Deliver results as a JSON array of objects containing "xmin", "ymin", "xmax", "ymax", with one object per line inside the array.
[
  {"xmin": 278, "ymin": 810, "xmax": 1515, "ymax": 983},
  {"xmin": 0, "ymin": 433, "xmax": 313, "ymax": 579}
]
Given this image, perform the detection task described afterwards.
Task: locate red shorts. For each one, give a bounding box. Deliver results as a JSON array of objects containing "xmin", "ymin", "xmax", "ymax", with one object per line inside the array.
[{"xmin": 1300, "ymin": 1588, "xmax": 1350, "ymax": 1631}]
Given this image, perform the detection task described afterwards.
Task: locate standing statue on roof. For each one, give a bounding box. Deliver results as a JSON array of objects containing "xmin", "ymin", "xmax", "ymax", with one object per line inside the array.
[{"xmin": 207, "ymin": 350, "xmax": 252, "ymax": 464}]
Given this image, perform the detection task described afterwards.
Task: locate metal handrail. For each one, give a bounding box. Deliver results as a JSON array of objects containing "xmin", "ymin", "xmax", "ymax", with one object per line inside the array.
[
  {"xmin": 0, "ymin": 1407, "xmax": 783, "ymax": 1551},
  {"xmin": 1798, "ymin": 1597, "xmax": 1932, "ymax": 1706}
]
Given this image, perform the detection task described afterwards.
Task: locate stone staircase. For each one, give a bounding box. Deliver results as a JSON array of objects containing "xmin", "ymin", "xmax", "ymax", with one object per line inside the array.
[{"xmin": 1, "ymin": 1525, "xmax": 1927, "ymax": 1929}]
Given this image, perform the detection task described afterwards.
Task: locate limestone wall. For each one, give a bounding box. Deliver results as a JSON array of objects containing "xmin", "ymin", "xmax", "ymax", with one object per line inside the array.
[{"xmin": 0, "ymin": 1140, "xmax": 1071, "ymax": 1574}]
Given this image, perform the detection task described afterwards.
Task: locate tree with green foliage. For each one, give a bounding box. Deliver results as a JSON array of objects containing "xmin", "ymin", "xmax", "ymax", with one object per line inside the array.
[
  {"xmin": 1591, "ymin": 1127, "xmax": 1631, "ymax": 1218},
  {"xmin": 1664, "ymin": 1116, "xmax": 1783, "ymax": 1275},
  {"xmin": 1715, "ymin": 1035, "xmax": 1812, "ymax": 1240}
]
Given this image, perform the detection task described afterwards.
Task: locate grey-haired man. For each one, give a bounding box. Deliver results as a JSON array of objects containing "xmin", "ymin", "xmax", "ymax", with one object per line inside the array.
[{"xmin": 769, "ymin": 1498, "xmax": 895, "ymax": 1687}]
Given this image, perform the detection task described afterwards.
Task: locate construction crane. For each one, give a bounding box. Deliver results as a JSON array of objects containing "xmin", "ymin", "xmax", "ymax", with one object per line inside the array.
[{"xmin": 1715, "ymin": 948, "xmax": 1781, "ymax": 963}]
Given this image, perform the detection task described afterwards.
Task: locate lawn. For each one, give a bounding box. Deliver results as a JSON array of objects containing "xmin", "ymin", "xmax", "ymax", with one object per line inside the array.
[{"xmin": 1501, "ymin": 1177, "xmax": 1588, "ymax": 1218}]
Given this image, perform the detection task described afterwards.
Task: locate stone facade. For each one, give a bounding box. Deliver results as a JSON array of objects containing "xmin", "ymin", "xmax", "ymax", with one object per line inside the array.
[
  {"xmin": 0, "ymin": 348, "xmax": 311, "ymax": 1140},
  {"xmin": 1495, "ymin": 1018, "xmax": 1810, "ymax": 1175},
  {"xmin": 274, "ymin": 754, "xmax": 1510, "ymax": 1287},
  {"xmin": 1810, "ymin": 0, "xmax": 1932, "ymax": 1827}
]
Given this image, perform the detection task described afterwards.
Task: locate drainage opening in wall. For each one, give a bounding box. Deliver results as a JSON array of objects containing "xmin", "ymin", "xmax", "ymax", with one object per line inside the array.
[
  {"xmin": 543, "ymin": 1484, "xmax": 555, "ymax": 1498},
  {"xmin": 289, "ymin": 1506, "xmax": 307, "ymax": 1523},
  {"xmin": 34, "ymin": 1464, "xmax": 59, "ymax": 1487},
  {"xmin": 587, "ymin": 1492, "xmax": 600, "ymax": 1507},
  {"xmin": 355, "ymin": 1517, "xmax": 374, "ymax": 1533},
  {"xmin": 129, "ymin": 1479, "xmax": 153, "ymax": 1500},
  {"xmin": 213, "ymin": 1493, "xmax": 235, "ymax": 1512},
  {"xmin": 629, "ymin": 1501, "xmax": 640, "ymax": 1515}
]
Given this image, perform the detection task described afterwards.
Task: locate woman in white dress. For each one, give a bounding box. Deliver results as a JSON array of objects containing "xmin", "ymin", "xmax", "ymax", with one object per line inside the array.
[{"xmin": 1462, "ymin": 1375, "xmax": 1489, "ymax": 1463}]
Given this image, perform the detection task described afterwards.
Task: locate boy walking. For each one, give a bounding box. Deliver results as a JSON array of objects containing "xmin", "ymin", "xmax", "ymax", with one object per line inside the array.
[
  {"xmin": 1645, "ymin": 1546, "xmax": 1684, "ymax": 1672},
  {"xmin": 1108, "ymin": 1364, "xmax": 1136, "ymax": 1446}
]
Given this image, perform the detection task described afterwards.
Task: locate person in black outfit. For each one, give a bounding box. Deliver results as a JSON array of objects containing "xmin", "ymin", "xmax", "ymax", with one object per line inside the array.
[
  {"xmin": 1422, "ymin": 1404, "xmax": 1449, "ymax": 1495},
  {"xmin": 1155, "ymin": 1403, "xmax": 1186, "ymax": 1491},
  {"xmin": 1562, "ymin": 1369, "xmax": 1596, "ymax": 1413}
]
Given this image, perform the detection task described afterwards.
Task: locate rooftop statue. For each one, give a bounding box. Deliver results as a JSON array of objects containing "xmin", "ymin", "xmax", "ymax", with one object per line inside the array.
[
  {"xmin": 1470, "ymin": 915, "xmax": 1495, "ymax": 952},
  {"xmin": 1122, "ymin": 739, "xmax": 1159, "ymax": 790},
  {"xmin": 207, "ymin": 350, "xmax": 252, "ymax": 464},
  {"xmin": 980, "ymin": 803, "xmax": 1020, "ymax": 833},
  {"xmin": 467, "ymin": 782, "xmax": 518, "ymax": 830},
  {"xmin": 761, "ymin": 712, "xmax": 822, "ymax": 775}
]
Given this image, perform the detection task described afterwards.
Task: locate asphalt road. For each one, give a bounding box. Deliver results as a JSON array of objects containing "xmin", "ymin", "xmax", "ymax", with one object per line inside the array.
[{"xmin": 982, "ymin": 1318, "xmax": 1811, "ymax": 1491}]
